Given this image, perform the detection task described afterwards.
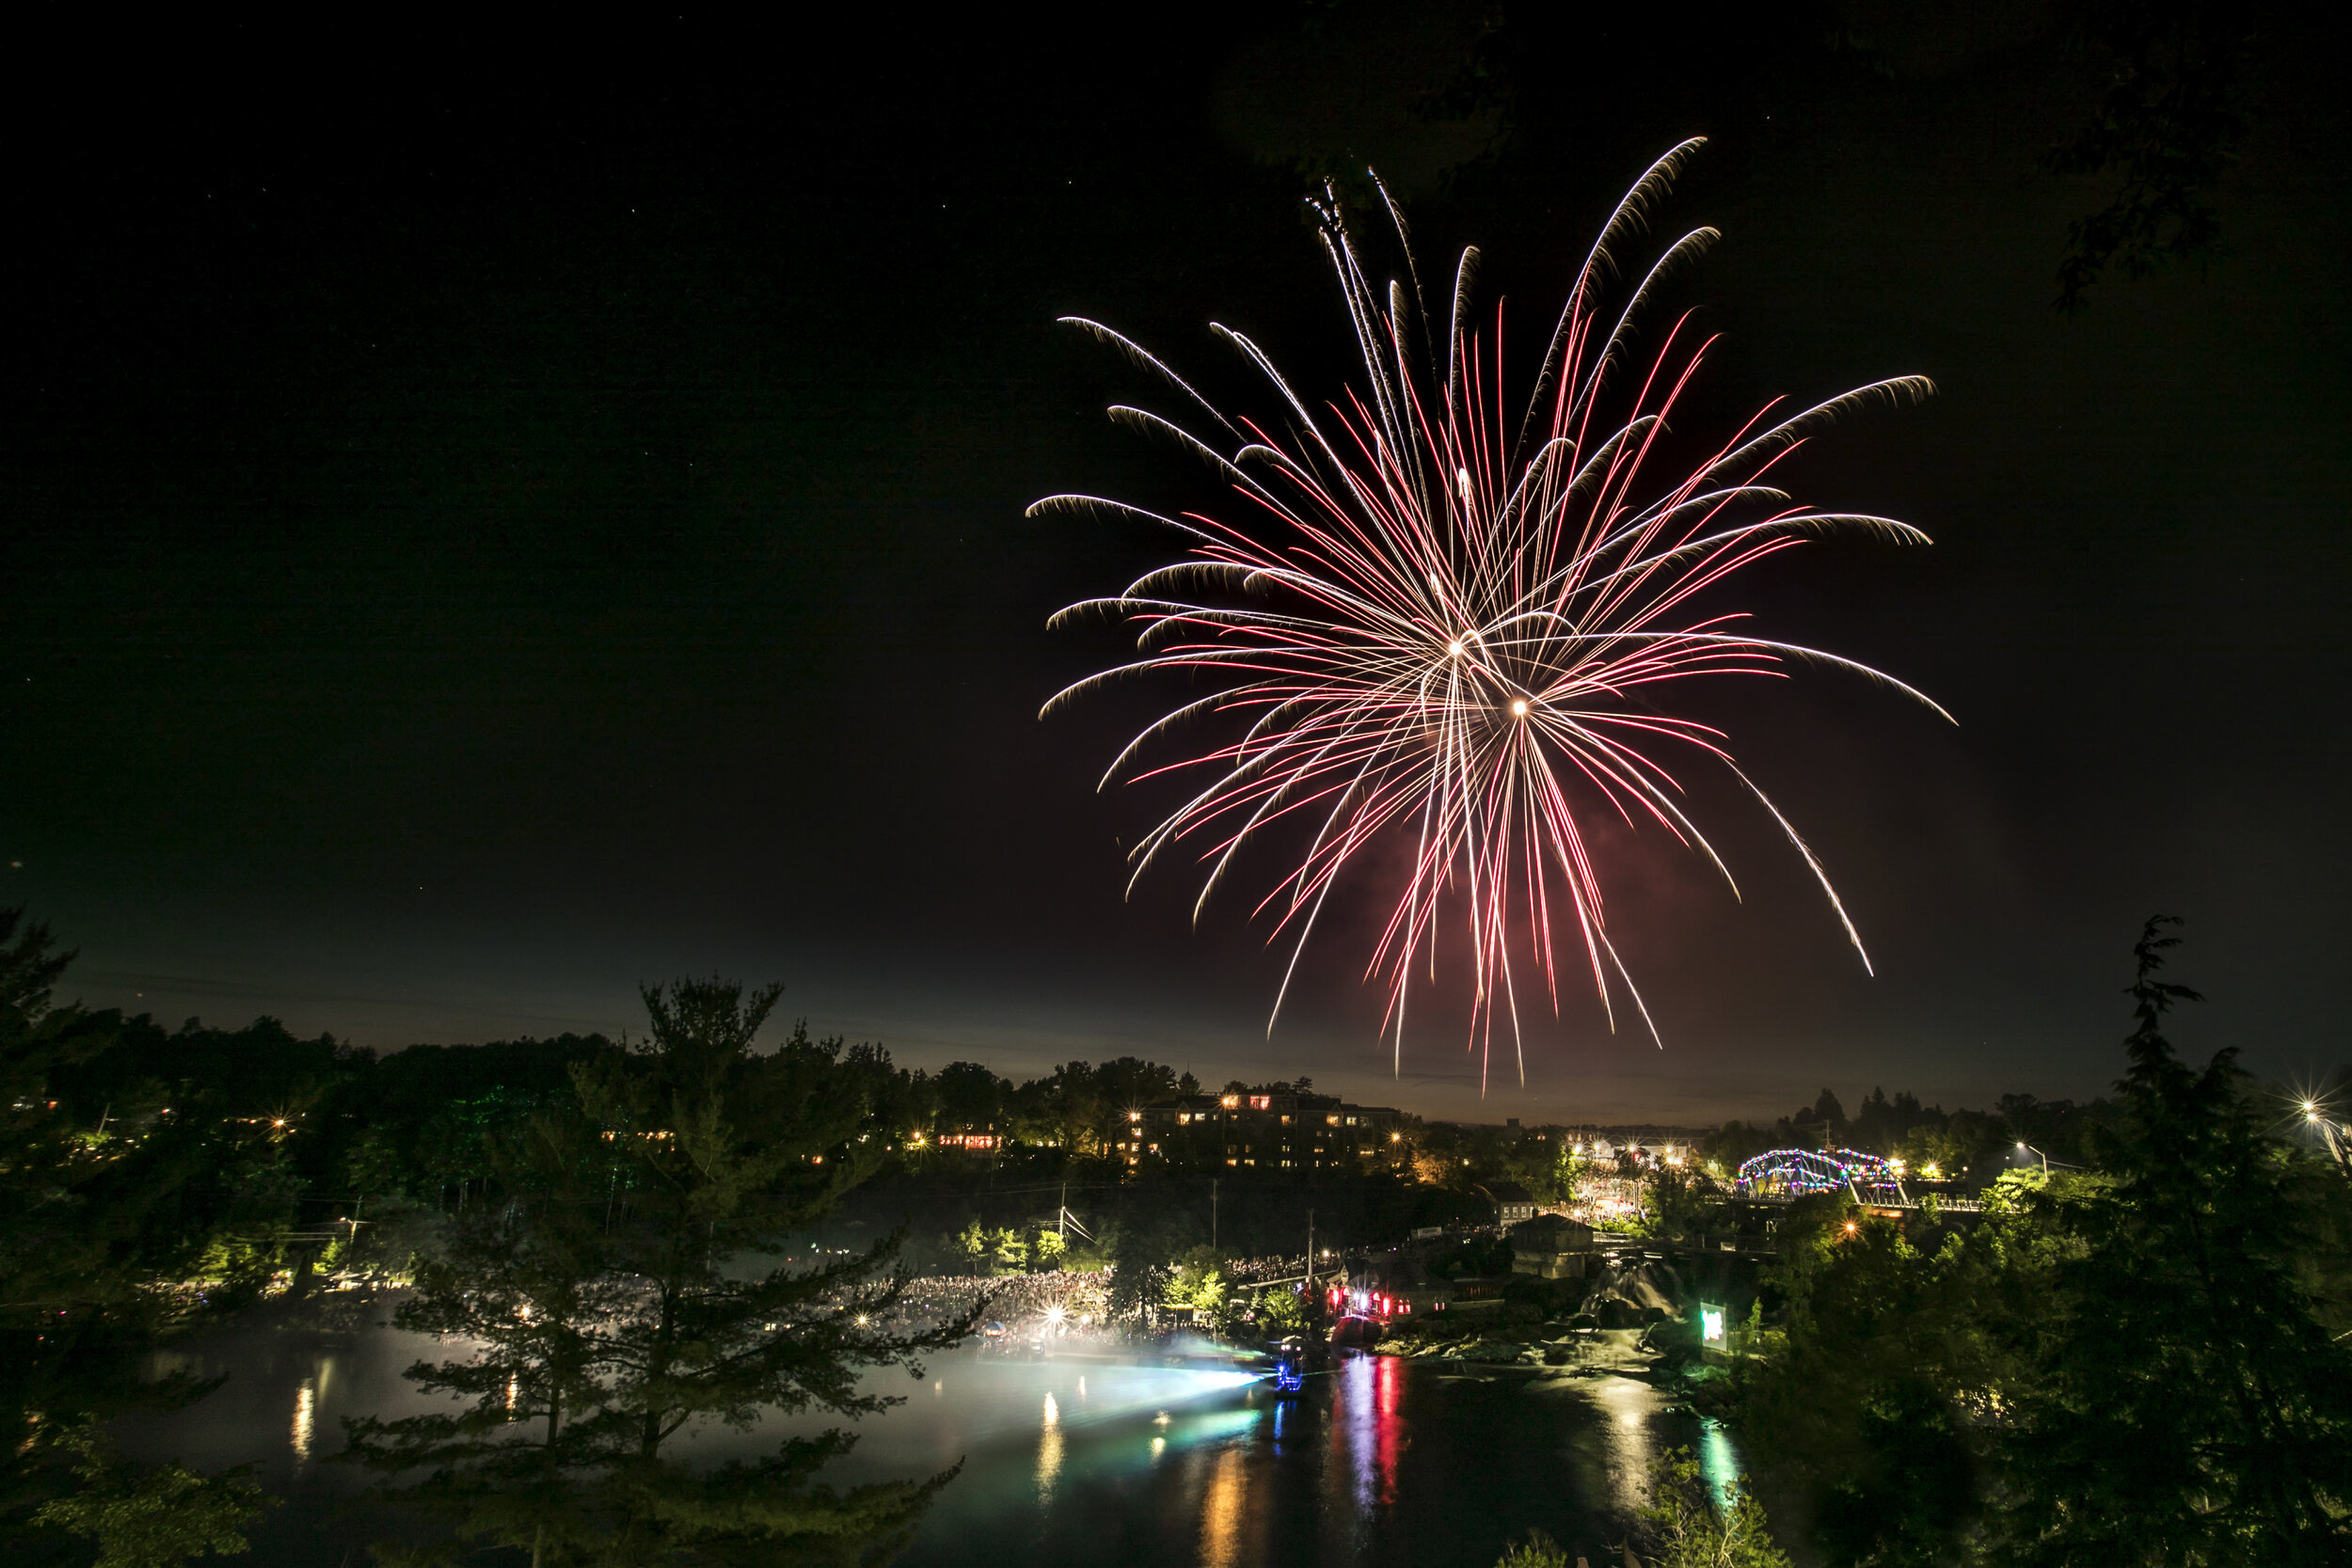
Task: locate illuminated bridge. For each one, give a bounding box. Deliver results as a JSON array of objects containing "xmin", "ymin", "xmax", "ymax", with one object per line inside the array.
[{"xmin": 1736, "ymin": 1147, "xmax": 1914, "ymax": 1206}]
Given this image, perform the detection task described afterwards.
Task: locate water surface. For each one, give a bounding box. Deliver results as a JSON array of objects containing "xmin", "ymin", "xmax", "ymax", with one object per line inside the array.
[{"xmin": 123, "ymin": 1311, "xmax": 1730, "ymax": 1566}]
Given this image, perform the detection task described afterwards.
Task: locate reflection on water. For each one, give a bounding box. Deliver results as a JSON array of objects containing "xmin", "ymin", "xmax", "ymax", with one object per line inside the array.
[
  {"xmin": 1336, "ymin": 1352, "xmax": 1401, "ymax": 1513},
  {"xmin": 1037, "ymin": 1390, "xmax": 1064, "ymax": 1501},
  {"xmin": 1589, "ymin": 1371, "xmax": 1667, "ymax": 1517},
  {"xmin": 118, "ymin": 1319, "xmax": 1740, "ymax": 1568},
  {"xmin": 290, "ymin": 1378, "xmax": 314, "ymax": 1467},
  {"xmin": 1699, "ymin": 1418, "xmax": 1742, "ymax": 1513},
  {"xmin": 1200, "ymin": 1446, "xmax": 1246, "ymax": 1568}
]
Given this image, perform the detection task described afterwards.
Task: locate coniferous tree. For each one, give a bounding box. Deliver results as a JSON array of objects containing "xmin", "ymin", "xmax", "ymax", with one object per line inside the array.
[
  {"xmin": 1, "ymin": 911, "xmax": 277, "ymax": 1564},
  {"xmin": 343, "ymin": 977, "xmax": 982, "ymax": 1567},
  {"xmin": 1994, "ymin": 917, "xmax": 2352, "ymax": 1564},
  {"xmin": 1739, "ymin": 918, "xmax": 2352, "ymax": 1565}
]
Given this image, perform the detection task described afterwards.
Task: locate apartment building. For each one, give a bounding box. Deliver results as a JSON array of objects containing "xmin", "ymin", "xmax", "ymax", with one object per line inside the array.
[{"xmin": 1111, "ymin": 1089, "xmax": 1404, "ymax": 1171}]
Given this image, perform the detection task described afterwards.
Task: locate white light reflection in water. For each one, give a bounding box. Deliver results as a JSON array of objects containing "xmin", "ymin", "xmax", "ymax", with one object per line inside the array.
[
  {"xmin": 291, "ymin": 1377, "xmax": 316, "ymax": 1466},
  {"xmin": 1036, "ymin": 1391, "xmax": 1063, "ymax": 1503},
  {"xmin": 1591, "ymin": 1374, "xmax": 1663, "ymax": 1516},
  {"xmin": 1342, "ymin": 1355, "xmax": 1372, "ymax": 1512},
  {"xmin": 1337, "ymin": 1353, "xmax": 1402, "ymax": 1513}
]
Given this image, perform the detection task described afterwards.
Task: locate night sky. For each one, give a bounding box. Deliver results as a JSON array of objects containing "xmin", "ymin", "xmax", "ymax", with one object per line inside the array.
[{"xmin": 8, "ymin": 8, "xmax": 2348, "ymax": 1123}]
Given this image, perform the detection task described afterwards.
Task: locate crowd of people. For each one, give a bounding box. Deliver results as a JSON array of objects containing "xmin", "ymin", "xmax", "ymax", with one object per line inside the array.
[
  {"xmin": 1221, "ymin": 1254, "xmax": 1307, "ymax": 1285},
  {"xmin": 854, "ymin": 1269, "xmax": 1113, "ymax": 1337},
  {"xmin": 843, "ymin": 1255, "xmax": 1311, "ymax": 1343}
]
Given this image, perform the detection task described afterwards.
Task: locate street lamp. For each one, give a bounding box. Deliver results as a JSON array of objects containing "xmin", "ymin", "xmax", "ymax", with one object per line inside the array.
[{"xmin": 2016, "ymin": 1142, "xmax": 2048, "ymax": 1176}]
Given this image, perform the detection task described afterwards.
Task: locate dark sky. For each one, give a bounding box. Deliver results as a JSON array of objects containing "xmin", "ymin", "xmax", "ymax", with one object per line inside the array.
[{"xmin": 8, "ymin": 7, "xmax": 2348, "ymax": 1123}]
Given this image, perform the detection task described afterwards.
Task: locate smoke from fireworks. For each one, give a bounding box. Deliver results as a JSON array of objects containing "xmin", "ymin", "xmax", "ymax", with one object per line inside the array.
[{"xmin": 1039, "ymin": 141, "xmax": 1947, "ymax": 1085}]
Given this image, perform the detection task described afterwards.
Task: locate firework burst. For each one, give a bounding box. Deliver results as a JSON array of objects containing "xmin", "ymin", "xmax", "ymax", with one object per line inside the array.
[{"xmin": 1039, "ymin": 141, "xmax": 1947, "ymax": 1086}]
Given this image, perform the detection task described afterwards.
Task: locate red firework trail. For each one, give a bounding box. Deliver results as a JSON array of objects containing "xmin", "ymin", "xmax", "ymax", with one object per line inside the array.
[{"xmin": 1039, "ymin": 140, "xmax": 1948, "ymax": 1088}]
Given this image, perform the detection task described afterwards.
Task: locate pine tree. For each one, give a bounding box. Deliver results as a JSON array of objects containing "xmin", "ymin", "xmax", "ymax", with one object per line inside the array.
[
  {"xmin": 343, "ymin": 977, "xmax": 982, "ymax": 1566},
  {"xmin": 1995, "ymin": 917, "xmax": 2352, "ymax": 1564},
  {"xmin": 2, "ymin": 911, "xmax": 278, "ymax": 1565}
]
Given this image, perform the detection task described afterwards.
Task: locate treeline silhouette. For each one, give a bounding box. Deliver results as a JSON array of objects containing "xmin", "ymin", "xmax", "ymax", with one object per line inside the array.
[
  {"xmin": 10, "ymin": 905, "xmax": 2351, "ymax": 1565},
  {"xmin": 1707, "ymin": 919, "xmax": 2352, "ymax": 1564},
  {"xmin": 0, "ymin": 917, "xmax": 986, "ymax": 1567}
]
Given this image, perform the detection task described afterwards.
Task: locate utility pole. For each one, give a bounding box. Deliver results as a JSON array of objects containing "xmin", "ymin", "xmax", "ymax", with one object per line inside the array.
[
  {"xmin": 1211, "ymin": 1179, "xmax": 1218, "ymax": 1253},
  {"xmin": 1057, "ymin": 1180, "xmax": 1068, "ymax": 1243},
  {"xmin": 1306, "ymin": 1207, "xmax": 1314, "ymax": 1284}
]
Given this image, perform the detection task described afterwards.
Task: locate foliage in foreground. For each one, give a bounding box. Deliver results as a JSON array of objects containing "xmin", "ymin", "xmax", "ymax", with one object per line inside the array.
[
  {"xmin": 0, "ymin": 911, "xmax": 294, "ymax": 1565},
  {"xmin": 1490, "ymin": 1449, "xmax": 1789, "ymax": 1568},
  {"xmin": 1736, "ymin": 917, "xmax": 2352, "ymax": 1566},
  {"xmin": 28, "ymin": 1424, "xmax": 274, "ymax": 1568},
  {"xmin": 340, "ymin": 976, "xmax": 981, "ymax": 1567},
  {"xmin": 1636, "ymin": 1448, "xmax": 1791, "ymax": 1568}
]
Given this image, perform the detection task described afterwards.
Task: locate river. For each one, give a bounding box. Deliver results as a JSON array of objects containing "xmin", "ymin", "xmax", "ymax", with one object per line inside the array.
[{"xmin": 121, "ymin": 1306, "xmax": 1744, "ymax": 1567}]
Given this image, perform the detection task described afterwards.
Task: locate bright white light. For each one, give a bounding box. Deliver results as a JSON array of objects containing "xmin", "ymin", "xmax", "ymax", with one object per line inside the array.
[{"xmin": 1510, "ymin": 699, "xmax": 1528, "ymax": 716}]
